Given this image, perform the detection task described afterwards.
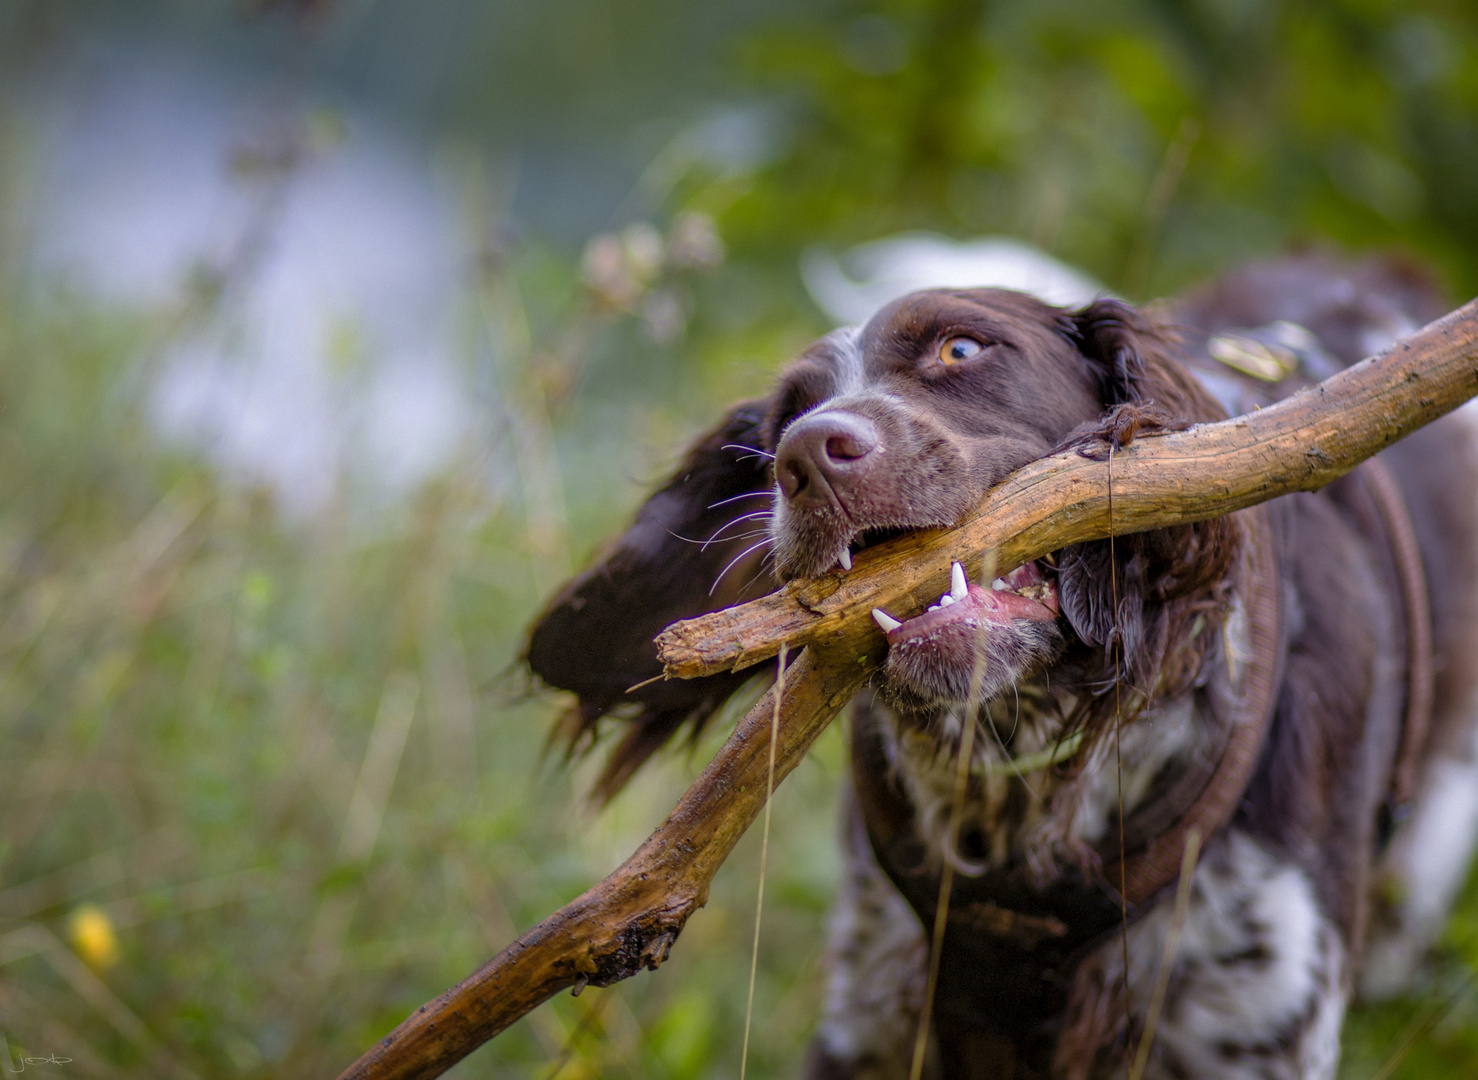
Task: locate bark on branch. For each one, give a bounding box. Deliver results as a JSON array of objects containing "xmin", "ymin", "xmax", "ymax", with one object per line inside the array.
[{"xmin": 336, "ymin": 298, "xmax": 1478, "ymax": 1080}]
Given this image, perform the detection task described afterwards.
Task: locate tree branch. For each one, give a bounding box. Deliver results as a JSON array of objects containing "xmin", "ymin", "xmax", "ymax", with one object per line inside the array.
[
  {"xmin": 335, "ymin": 297, "xmax": 1478, "ymax": 1080},
  {"xmin": 658, "ymin": 299, "xmax": 1478, "ymax": 679},
  {"xmin": 335, "ymin": 640, "xmax": 879, "ymax": 1080}
]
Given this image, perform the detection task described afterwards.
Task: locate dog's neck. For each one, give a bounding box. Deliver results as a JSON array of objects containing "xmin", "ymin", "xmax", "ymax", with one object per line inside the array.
[
  {"xmin": 868, "ymin": 678, "xmax": 1215, "ymax": 885},
  {"xmin": 855, "ymin": 504, "xmax": 1285, "ymax": 916}
]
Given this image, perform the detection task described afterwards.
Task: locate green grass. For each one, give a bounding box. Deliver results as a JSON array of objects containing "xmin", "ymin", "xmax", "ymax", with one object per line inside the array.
[{"xmin": 7, "ymin": 0, "xmax": 1478, "ymax": 1071}]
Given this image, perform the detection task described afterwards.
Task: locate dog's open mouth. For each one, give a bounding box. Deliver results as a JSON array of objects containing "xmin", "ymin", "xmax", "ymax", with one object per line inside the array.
[{"xmin": 869, "ymin": 559, "xmax": 1064, "ymax": 706}]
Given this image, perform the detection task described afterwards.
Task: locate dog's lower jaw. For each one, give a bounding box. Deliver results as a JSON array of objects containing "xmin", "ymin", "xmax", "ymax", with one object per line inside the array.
[
  {"xmin": 875, "ymin": 563, "xmax": 1066, "ymax": 709},
  {"xmin": 880, "ymin": 617, "xmax": 1065, "ymax": 710}
]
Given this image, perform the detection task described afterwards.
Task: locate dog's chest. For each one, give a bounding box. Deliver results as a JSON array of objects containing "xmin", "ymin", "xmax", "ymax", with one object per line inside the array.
[
  {"xmin": 1065, "ymin": 830, "xmax": 1347, "ymax": 1080},
  {"xmin": 841, "ymin": 695, "xmax": 1348, "ymax": 1078}
]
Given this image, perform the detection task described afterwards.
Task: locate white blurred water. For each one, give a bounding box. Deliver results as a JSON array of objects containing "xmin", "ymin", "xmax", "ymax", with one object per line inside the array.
[{"xmin": 26, "ymin": 46, "xmax": 476, "ymax": 515}]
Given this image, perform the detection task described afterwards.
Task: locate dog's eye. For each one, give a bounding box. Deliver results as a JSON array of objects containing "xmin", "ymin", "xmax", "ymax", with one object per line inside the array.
[{"xmin": 938, "ymin": 336, "xmax": 983, "ymax": 366}]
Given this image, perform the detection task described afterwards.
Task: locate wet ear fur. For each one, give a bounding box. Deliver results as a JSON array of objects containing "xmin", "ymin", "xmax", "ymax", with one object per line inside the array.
[
  {"xmin": 522, "ymin": 399, "xmax": 779, "ymax": 801},
  {"xmin": 1055, "ymin": 299, "xmax": 1240, "ymax": 698}
]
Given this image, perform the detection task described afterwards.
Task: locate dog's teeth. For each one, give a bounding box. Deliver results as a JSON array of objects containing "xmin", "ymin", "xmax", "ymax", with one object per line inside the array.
[
  {"xmin": 939, "ymin": 594, "xmax": 956, "ymax": 607},
  {"xmin": 992, "ymin": 577, "xmax": 1009, "ymax": 591},
  {"xmin": 838, "ymin": 547, "xmax": 852, "ymax": 571},
  {"xmin": 950, "ymin": 562, "xmax": 968, "ymax": 600},
  {"xmin": 871, "ymin": 608, "xmax": 902, "ymax": 633},
  {"xmin": 928, "ymin": 603, "xmax": 940, "ymax": 612}
]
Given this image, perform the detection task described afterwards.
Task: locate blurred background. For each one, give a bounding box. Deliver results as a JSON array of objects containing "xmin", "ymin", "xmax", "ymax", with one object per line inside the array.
[{"xmin": 2, "ymin": 1, "xmax": 1477, "ymax": 1076}]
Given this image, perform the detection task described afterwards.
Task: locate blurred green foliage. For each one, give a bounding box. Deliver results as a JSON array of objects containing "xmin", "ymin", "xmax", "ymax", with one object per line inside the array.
[
  {"xmin": 1, "ymin": 1, "xmax": 1478, "ymax": 1078},
  {"xmin": 719, "ymin": 0, "xmax": 1478, "ymax": 300}
]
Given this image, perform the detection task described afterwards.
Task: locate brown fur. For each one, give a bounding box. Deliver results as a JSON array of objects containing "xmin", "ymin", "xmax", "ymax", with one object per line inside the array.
[{"xmin": 523, "ymin": 255, "xmax": 1478, "ymax": 1077}]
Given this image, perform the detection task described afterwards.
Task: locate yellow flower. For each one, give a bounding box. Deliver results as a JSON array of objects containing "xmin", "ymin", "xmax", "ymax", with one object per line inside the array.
[{"xmin": 69, "ymin": 904, "xmax": 119, "ymax": 970}]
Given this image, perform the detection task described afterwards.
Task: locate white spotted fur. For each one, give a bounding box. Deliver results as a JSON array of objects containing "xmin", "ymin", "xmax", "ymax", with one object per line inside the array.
[
  {"xmin": 817, "ymin": 822, "xmax": 1348, "ymax": 1079},
  {"xmin": 813, "ymin": 804, "xmax": 928, "ymax": 1077},
  {"xmin": 1100, "ymin": 831, "xmax": 1347, "ymax": 1080}
]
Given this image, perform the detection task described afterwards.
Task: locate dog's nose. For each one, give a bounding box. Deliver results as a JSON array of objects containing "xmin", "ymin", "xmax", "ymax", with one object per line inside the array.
[{"xmin": 775, "ymin": 411, "xmax": 881, "ymax": 503}]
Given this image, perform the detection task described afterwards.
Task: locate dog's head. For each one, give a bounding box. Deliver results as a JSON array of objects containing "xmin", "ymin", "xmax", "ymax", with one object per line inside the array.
[{"xmin": 525, "ymin": 289, "xmax": 1236, "ymax": 796}]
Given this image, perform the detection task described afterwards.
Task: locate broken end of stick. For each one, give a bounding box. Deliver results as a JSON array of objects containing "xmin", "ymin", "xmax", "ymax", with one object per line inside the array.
[
  {"xmin": 656, "ymin": 613, "xmax": 783, "ymax": 680},
  {"xmin": 655, "ymin": 624, "xmax": 743, "ymax": 680},
  {"xmin": 657, "ymin": 575, "xmax": 850, "ymax": 681}
]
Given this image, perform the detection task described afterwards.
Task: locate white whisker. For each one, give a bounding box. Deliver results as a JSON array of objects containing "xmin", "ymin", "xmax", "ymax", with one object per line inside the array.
[
  {"xmin": 711, "ymin": 537, "xmax": 776, "ymax": 597},
  {"xmin": 737, "ymin": 549, "xmax": 780, "ymax": 595},
  {"xmin": 701, "ymin": 512, "xmax": 776, "ymax": 550},
  {"xmin": 722, "ymin": 443, "xmax": 776, "ymax": 460},
  {"xmin": 708, "ymin": 490, "xmax": 776, "ymax": 510},
  {"xmin": 986, "ymin": 697, "xmax": 1039, "ymax": 800},
  {"xmin": 708, "ymin": 529, "xmax": 772, "ymax": 548}
]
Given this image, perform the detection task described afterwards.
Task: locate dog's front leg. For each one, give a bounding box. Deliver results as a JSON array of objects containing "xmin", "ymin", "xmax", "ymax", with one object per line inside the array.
[{"xmin": 805, "ymin": 796, "xmax": 933, "ymax": 1080}]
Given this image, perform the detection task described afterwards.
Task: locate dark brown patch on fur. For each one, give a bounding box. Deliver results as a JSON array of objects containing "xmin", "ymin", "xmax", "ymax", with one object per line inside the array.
[{"xmin": 522, "ymin": 399, "xmax": 779, "ymax": 799}]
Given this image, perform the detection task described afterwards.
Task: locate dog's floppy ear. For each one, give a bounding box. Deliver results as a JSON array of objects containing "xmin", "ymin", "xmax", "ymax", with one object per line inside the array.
[
  {"xmin": 1054, "ymin": 521, "xmax": 1237, "ymax": 696},
  {"xmin": 1063, "ymin": 297, "xmax": 1148, "ymax": 407},
  {"xmin": 1056, "ymin": 298, "xmax": 1239, "ymax": 696},
  {"xmin": 1063, "ymin": 297, "xmax": 1219, "ymax": 417},
  {"xmin": 523, "ymin": 399, "xmax": 779, "ymax": 800}
]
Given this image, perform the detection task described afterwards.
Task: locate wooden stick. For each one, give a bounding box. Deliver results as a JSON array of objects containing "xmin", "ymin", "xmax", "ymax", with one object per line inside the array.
[
  {"xmin": 657, "ymin": 298, "xmax": 1478, "ymax": 680},
  {"xmin": 336, "ymin": 297, "xmax": 1478, "ymax": 1080},
  {"xmin": 335, "ymin": 638, "xmax": 879, "ymax": 1080}
]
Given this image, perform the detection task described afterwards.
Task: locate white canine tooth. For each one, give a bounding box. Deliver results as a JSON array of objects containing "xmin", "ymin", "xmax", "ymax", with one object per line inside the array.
[
  {"xmin": 950, "ymin": 562, "xmax": 968, "ymax": 601},
  {"xmin": 992, "ymin": 577, "xmax": 1009, "ymax": 591},
  {"xmin": 939, "ymin": 594, "xmax": 956, "ymax": 607},
  {"xmin": 928, "ymin": 604, "xmax": 940, "ymax": 612},
  {"xmin": 838, "ymin": 547, "xmax": 852, "ymax": 571},
  {"xmin": 871, "ymin": 608, "xmax": 902, "ymax": 633}
]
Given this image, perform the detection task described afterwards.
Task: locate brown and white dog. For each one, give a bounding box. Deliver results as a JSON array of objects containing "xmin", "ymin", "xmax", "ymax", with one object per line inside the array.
[{"xmin": 524, "ymin": 254, "xmax": 1478, "ymax": 1079}]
